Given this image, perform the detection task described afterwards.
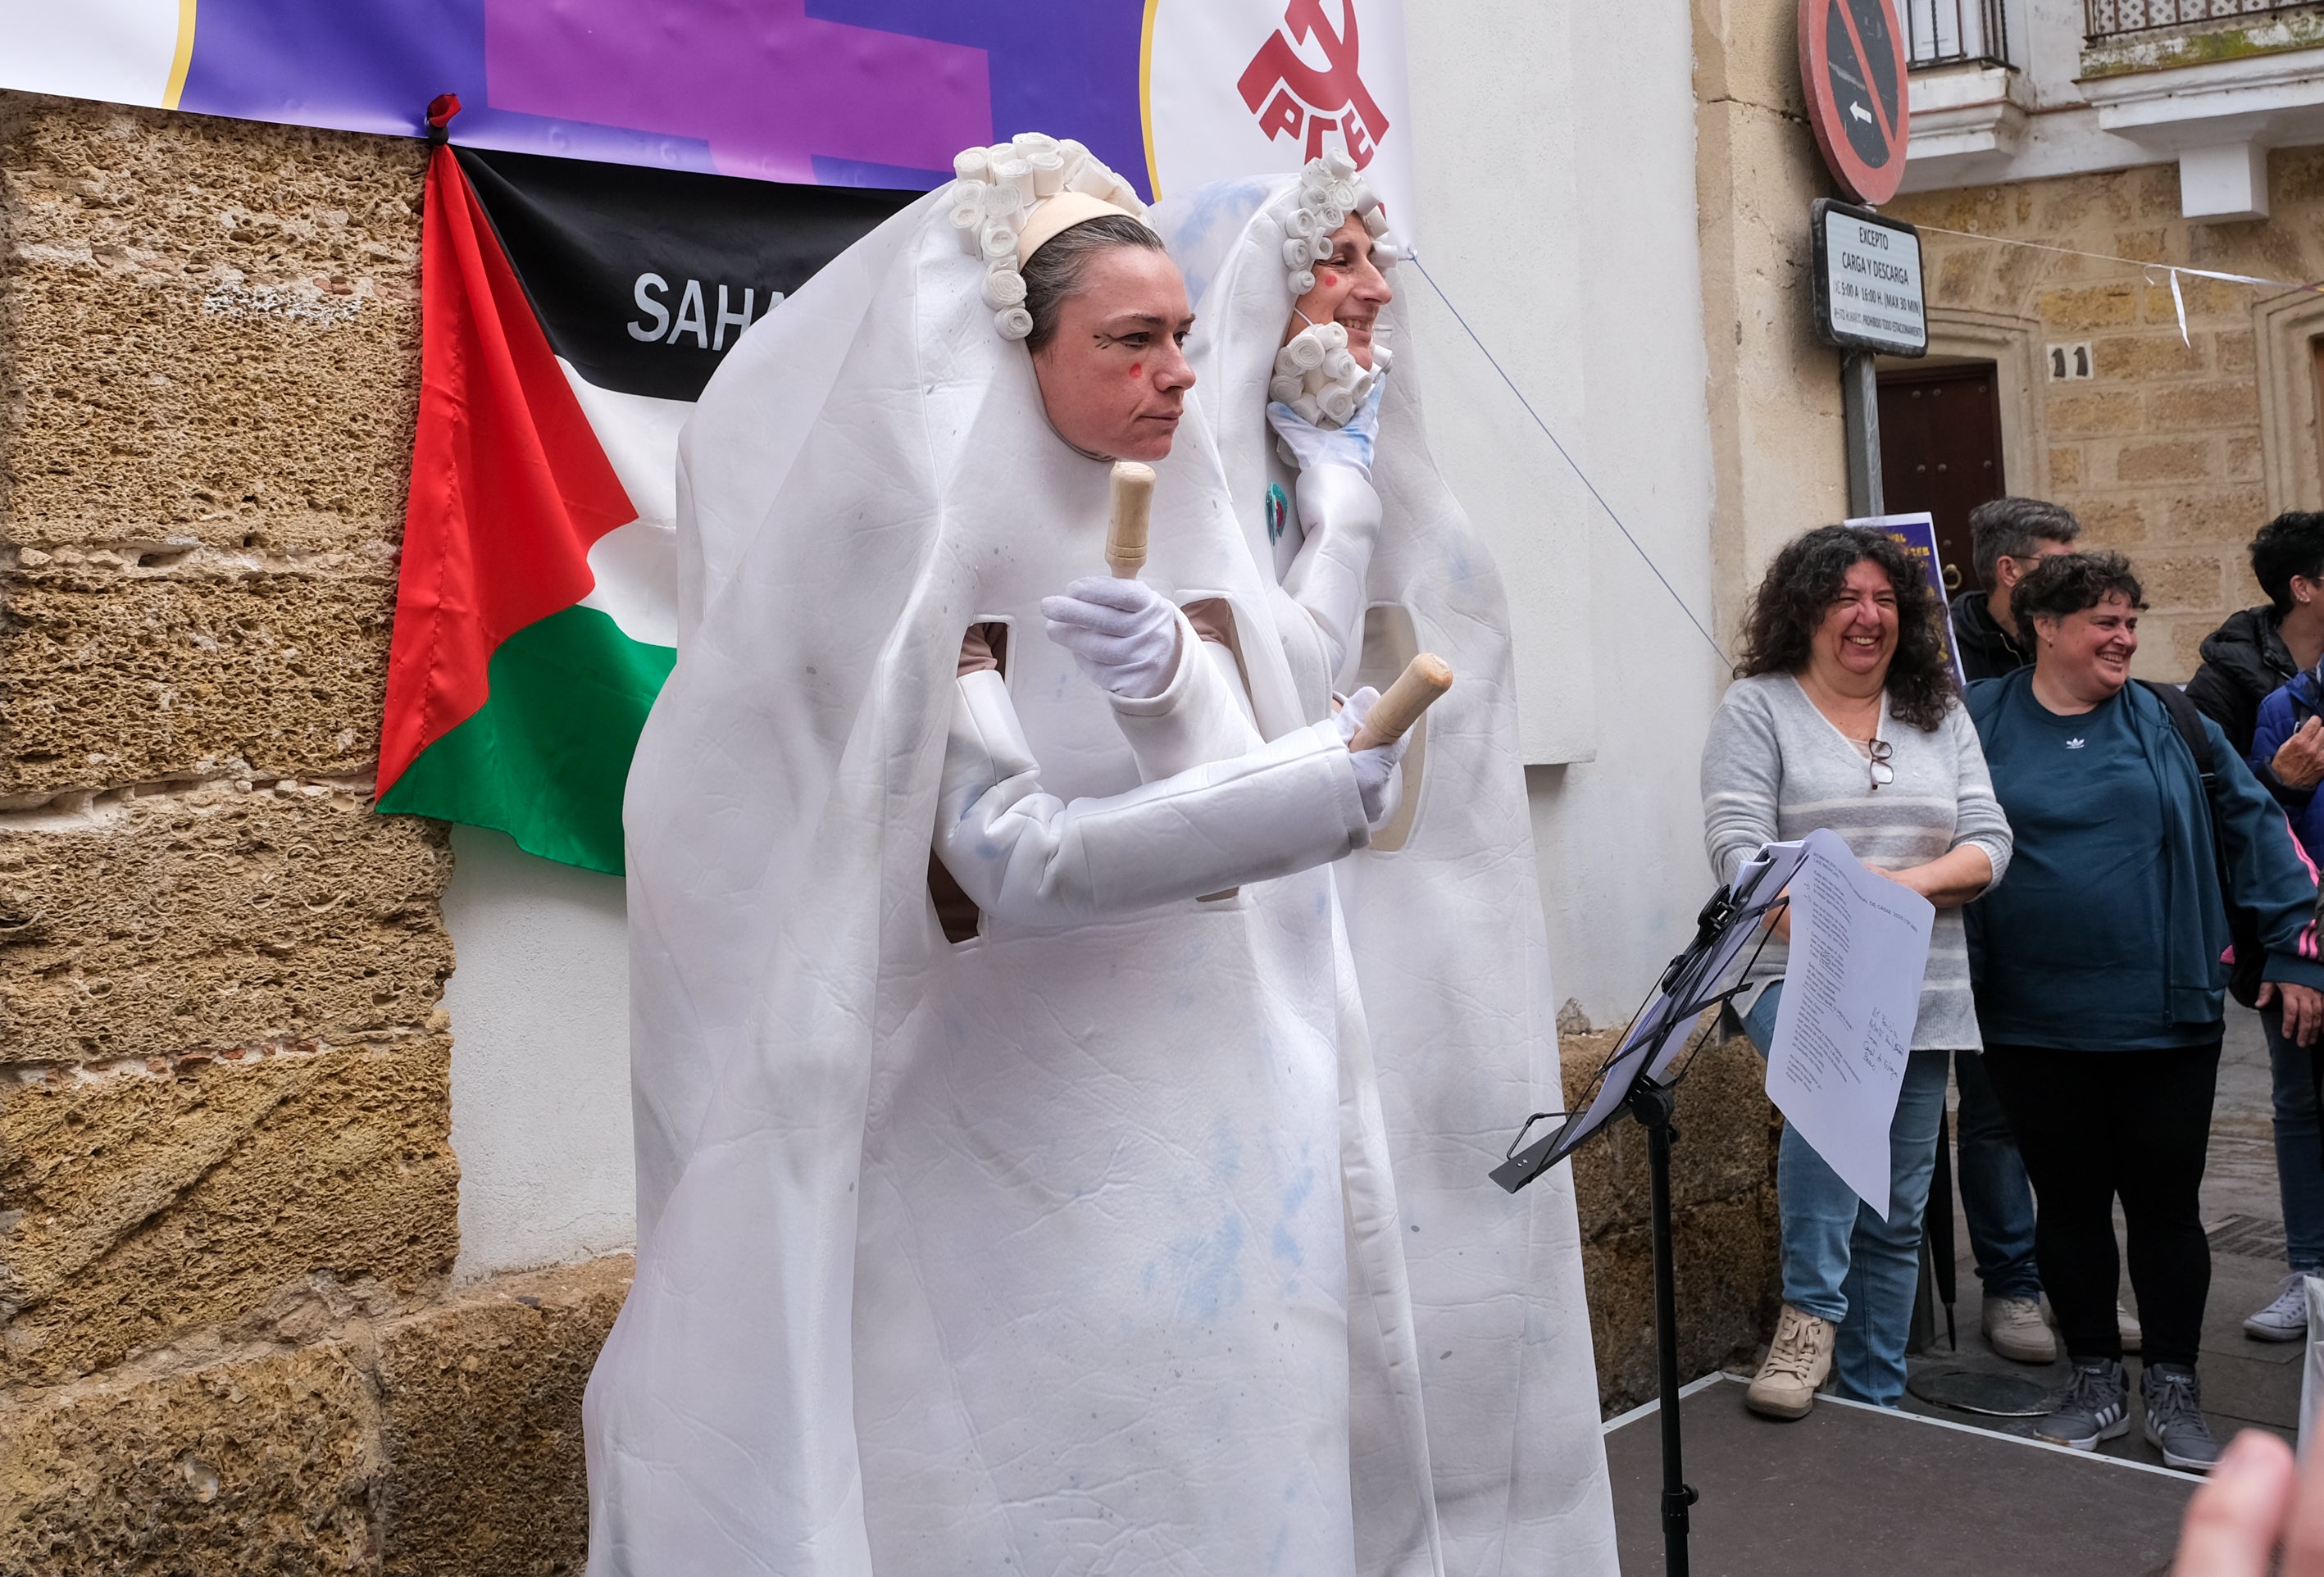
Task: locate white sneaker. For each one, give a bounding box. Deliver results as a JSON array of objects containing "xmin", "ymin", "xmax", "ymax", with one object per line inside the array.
[
  {"xmin": 2244, "ymin": 1272, "xmax": 2315, "ymax": 1343},
  {"xmin": 1981, "ymin": 1295, "xmax": 2058, "ymax": 1364},
  {"xmin": 1745, "ymin": 1302, "xmax": 1835, "ymax": 1421}
]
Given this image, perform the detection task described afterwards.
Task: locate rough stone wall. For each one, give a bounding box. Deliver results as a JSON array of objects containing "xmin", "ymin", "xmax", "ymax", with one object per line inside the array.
[
  {"xmin": 0, "ymin": 95, "xmax": 622, "ymax": 1574},
  {"xmin": 1561, "ymin": 1019, "xmax": 1783, "ymax": 1414},
  {"xmin": 1888, "ymin": 151, "xmax": 2324, "ymax": 676}
]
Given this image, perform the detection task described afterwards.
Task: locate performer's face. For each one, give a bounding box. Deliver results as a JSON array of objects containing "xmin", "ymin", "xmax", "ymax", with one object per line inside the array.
[
  {"xmin": 1031, "ymin": 248, "xmax": 1197, "ymax": 462},
  {"xmin": 1285, "ymin": 218, "xmax": 1394, "ymax": 369}
]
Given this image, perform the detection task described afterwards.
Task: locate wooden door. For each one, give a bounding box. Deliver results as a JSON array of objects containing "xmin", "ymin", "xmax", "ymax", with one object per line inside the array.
[{"xmin": 1876, "ymin": 361, "xmax": 2004, "ymax": 595}]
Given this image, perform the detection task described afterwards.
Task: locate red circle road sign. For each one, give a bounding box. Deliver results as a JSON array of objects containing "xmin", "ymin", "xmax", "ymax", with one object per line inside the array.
[{"xmin": 1799, "ymin": 0, "xmax": 1911, "ymax": 205}]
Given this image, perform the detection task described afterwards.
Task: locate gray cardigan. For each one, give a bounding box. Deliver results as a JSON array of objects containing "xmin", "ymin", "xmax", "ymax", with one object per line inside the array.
[{"xmin": 1700, "ymin": 673, "xmax": 2014, "ymax": 1051}]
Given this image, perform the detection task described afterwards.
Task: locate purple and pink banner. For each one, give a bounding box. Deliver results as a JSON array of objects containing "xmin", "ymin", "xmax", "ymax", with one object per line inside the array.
[{"xmin": 8, "ymin": 0, "xmax": 1414, "ymax": 216}]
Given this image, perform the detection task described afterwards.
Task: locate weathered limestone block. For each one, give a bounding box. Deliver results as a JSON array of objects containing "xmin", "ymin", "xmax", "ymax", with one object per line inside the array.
[
  {"xmin": 2, "ymin": 1036, "xmax": 458, "ymax": 1387},
  {"xmin": 0, "ymin": 780, "xmax": 451, "ymax": 1066},
  {"xmin": 373, "ymin": 1257, "xmax": 633, "ymax": 1577},
  {"xmin": 1559, "ymin": 1024, "xmax": 1781, "ymax": 1412},
  {"xmin": 0, "ymin": 1343, "xmax": 382, "ymax": 1576},
  {"xmin": 0, "ymin": 553, "xmax": 397, "ymax": 798},
  {"xmin": 0, "ymin": 94, "xmax": 423, "ymax": 553},
  {"xmin": 0, "ymin": 1255, "xmax": 631, "ymax": 1576}
]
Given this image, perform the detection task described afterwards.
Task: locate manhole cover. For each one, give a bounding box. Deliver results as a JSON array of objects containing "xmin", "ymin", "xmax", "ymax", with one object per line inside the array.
[
  {"xmin": 1906, "ymin": 1368, "xmax": 2049, "ymax": 1417},
  {"xmin": 2207, "ymin": 1212, "xmax": 2289, "ymax": 1261}
]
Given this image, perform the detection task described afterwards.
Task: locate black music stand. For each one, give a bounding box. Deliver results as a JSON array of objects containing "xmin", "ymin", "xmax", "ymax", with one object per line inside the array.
[{"xmin": 1490, "ymin": 841, "xmax": 1804, "ymax": 1577}]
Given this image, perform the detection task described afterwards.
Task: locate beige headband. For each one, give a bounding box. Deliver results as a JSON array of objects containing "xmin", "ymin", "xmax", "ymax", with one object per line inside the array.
[{"xmin": 1016, "ymin": 190, "xmax": 1148, "ymax": 268}]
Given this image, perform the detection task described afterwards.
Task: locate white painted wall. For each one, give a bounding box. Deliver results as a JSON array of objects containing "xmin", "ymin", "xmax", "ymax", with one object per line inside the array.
[
  {"xmin": 438, "ymin": 0, "xmax": 1726, "ymax": 1270},
  {"xmin": 1406, "ymin": 0, "xmax": 1724, "ymax": 1021},
  {"xmin": 442, "ymin": 825, "xmax": 637, "ymax": 1279}
]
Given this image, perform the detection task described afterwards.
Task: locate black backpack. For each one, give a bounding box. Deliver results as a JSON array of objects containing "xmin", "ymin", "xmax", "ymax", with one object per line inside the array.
[{"xmin": 2137, "ymin": 679, "xmax": 2267, "ymax": 1009}]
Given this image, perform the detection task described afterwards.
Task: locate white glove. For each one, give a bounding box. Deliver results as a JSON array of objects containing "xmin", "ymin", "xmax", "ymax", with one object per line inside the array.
[
  {"xmin": 1333, "ymin": 685, "xmax": 1409, "ymax": 826},
  {"xmin": 1041, "ymin": 575, "xmax": 1181, "ymax": 700},
  {"xmin": 1267, "ymin": 375, "xmax": 1386, "ymax": 478}
]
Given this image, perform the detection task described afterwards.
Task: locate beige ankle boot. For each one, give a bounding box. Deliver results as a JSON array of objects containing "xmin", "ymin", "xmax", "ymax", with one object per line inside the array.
[{"xmin": 1745, "ymin": 1302, "xmax": 1835, "ymax": 1420}]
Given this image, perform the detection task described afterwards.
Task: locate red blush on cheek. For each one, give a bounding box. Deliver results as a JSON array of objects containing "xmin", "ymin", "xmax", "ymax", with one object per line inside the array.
[{"xmin": 1129, "ymin": 363, "xmax": 1142, "ymax": 378}]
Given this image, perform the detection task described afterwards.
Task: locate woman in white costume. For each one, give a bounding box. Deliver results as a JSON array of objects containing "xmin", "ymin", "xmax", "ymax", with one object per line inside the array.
[
  {"xmin": 1150, "ymin": 164, "xmax": 1621, "ymax": 1575},
  {"xmin": 587, "ymin": 136, "xmax": 1447, "ymax": 1577}
]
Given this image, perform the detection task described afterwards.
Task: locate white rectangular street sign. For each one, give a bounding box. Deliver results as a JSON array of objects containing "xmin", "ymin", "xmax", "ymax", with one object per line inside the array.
[{"xmin": 1812, "ymin": 199, "xmax": 1927, "ymax": 357}]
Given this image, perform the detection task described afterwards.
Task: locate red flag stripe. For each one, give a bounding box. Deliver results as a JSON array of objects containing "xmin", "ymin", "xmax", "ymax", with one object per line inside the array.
[{"xmin": 377, "ymin": 145, "xmax": 637, "ymax": 798}]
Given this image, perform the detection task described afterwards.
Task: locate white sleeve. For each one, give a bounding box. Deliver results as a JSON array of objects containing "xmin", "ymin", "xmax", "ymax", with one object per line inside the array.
[
  {"xmin": 1107, "ymin": 607, "xmax": 1264, "ymax": 782},
  {"xmin": 936, "ymin": 669, "xmax": 1370, "ymax": 926},
  {"xmin": 1279, "ymin": 464, "xmax": 1382, "ymax": 693}
]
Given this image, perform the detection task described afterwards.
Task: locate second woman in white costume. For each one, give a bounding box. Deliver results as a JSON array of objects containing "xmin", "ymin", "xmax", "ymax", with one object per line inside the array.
[{"xmin": 1153, "ymin": 165, "xmax": 1621, "ymax": 1575}]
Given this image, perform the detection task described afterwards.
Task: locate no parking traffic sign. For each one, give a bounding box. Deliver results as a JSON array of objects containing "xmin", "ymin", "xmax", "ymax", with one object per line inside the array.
[{"xmin": 1799, "ymin": 0, "xmax": 1910, "ymax": 205}]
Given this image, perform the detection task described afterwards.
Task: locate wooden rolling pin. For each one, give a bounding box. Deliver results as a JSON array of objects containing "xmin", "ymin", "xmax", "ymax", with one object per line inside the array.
[
  {"xmin": 1350, "ymin": 653, "xmax": 1453, "ymax": 752},
  {"xmin": 1107, "ymin": 461, "xmax": 1154, "ymax": 578}
]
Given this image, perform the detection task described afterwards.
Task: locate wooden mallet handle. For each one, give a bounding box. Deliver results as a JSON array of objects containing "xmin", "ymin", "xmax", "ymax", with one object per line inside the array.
[
  {"xmin": 1349, "ymin": 653, "xmax": 1453, "ymax": 752},
  {"xmin": 1107, "ymin": 461, "xmax": 1155, "ymax": 578}
]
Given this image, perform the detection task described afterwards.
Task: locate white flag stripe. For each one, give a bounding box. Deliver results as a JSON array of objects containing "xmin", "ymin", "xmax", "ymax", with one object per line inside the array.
[{"xmin": 557, "ymin": 357, "xmax": 685, "ymax": 651}]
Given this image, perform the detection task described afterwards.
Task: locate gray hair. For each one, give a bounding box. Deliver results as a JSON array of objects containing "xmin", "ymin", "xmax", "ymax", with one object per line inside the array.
[
  {"xmin": 1021, "ymin": 214, "xmax": 1166, "ymax": 352},
  {"xmin": 1968, "ymin": 496, "xmax": 2081, "ymax": 586}
]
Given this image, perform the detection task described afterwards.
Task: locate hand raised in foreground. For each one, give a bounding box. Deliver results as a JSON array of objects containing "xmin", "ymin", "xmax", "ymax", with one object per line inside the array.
[
  {"xmin": 1333, "ymin": 685, "xmax": 1411, "ymax": 825},
  {"xmin": 2275, "ymin": 716, "xmax": 2324, "ymax": 793},
  {"xmin": 2172, "ymin": 1426, "xmax": 2324, "ymax": 1575},
  {"xmin": 1042, "ymin": 576, "xmax": 1181, "ymax": 701}
]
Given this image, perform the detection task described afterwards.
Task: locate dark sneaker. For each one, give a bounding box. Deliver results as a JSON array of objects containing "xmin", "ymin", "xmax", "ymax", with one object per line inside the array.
[
  {"xmin": 2034, "ymin": 1358, "xmax": 2130, "ymax": 1450},
  {"xmin": 2141, "ymin": 1363, "xmax": 2222, "ymax": 1472}
]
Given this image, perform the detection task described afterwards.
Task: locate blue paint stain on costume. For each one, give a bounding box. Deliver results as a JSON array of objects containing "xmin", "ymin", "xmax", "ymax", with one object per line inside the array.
[{"xmin": 1264, "ymin": 482, "xmax": 1289, "ymax": 546}]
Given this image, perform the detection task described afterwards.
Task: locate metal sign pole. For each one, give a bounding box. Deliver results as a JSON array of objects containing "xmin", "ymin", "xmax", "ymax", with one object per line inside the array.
[{"xmin": 1842, "ymin": 348, "xmax": 1884, "ymax": 518}]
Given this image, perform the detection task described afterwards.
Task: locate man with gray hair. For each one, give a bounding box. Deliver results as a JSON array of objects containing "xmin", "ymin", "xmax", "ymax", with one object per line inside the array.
[{"xmin": 1952, "ymin": 496, "xmax": 2082, "ymax": 682}]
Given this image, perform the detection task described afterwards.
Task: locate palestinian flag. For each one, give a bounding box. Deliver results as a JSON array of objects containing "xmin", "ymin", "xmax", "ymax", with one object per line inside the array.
[{"xmin": 376, "ymin": 134, "xmax": 914, "ymax": 873}]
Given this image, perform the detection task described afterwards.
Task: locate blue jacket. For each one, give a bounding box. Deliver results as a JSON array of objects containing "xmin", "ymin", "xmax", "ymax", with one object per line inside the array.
[
  {"xmin": 2252, "ymin": 670, "xmax": 2324, "ymax": 872},
  {"xmin": 1967, "ymin": 671, "xmax": 2324, "ymax": 1030}
]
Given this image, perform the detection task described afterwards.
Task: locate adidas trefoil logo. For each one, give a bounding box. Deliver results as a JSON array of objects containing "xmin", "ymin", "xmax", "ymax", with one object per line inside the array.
[{"xmin": 2065, "ymin": 737, "xmax": 2087, "ymax": 750}]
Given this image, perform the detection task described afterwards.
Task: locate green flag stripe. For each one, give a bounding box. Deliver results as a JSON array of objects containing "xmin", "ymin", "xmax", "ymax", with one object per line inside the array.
[{"xmin": 377, "ymin": 604, "xmax": 675, "ymax": 875}]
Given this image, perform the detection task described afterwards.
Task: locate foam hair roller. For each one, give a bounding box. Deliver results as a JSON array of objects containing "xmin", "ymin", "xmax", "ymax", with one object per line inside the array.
[
  {"xmin": 983, "ymin": 269, "xmax": 1027, "ymax": 309},
  {"xmin": 1315, "ymin": 205, "xmax": 1345, "ymax": 232},
  {"xmin": 1321, "ymin": 148, "xmax": 1358, "ymax": 180},
  {"xmin": 1308, "ymin": 235, "xmax": 1335, "ymax": 264},
  {"xmin": 1317, "ymin": 384, "xmax": 1357, "ymax": 423},
  {"xmin": 1011, "ymin": 130, "xmax": 1057, "ymax": 152},
  {"xmin": 1326, "ymin": 180, "xmax": 1357, "ymax": 211},
  {"xmin": 1269, "ymin": 374, "xmax": 1303, "ymax": 403},
  {"xmin": 981, "ymin": 223, "xmax": 1018, "ymax": 262},
  {"xmin": 982, "ymin": 180, "xmax": 1024, "ymax": 219},
  {"xmin": 996, "ymin": 159, "xmax": 1038, "ymax": 206},
  {"xmin": 1065, "ymin": 160, "xmax": 1115, "ymax": 198},
  {"xmin": 1290, "ymin": 267, "xmax": 1317, "ymax": 295},
  {"xmin": 1285, "ymin": 208, "xmax": 1318, "ymax": 240},
  {"xmin": 1029, "ymin": 150, "xmax": 1064, "ymax": 197},
  {"xmin": 953, "ymin": 148, "xmax": 991, "ymax": 183},
  {"xmin": 947, "ymin": 184, "xmax": 985, "ymax": 230},
  {"xmin": 1283, "ymin": 334, "xmax": 1326, "ymax": 370},
  {"xmin": 1321, "ymin": 348, "xmax": 1359, "ymax": 383},
  {"xmin": 1372, "ymin": 235, "xmax": 1405, "ymax": 267},
  {"xmin": 1348, "ymin": 180, "xmax": 1376, "ymax": 213},
  {"xmin": 1273, "ymin": 345, "xmax": 1305, "ymax": 375},
  {"xmin": 1372, "ymin": 345, "xmax": 1394, "ymax": 371},
  {"xmin": 1362, "ymin": 207, "xmax": 1390, "ymax": 238},
  {"xmin": 1318, "ymin": 321, "xmax": 1348, "ymax": 351},
  {"xmin": 1057, "ymin": 138, "xmax": 1089, "ymax": 164},
  {"xmin": 1291, "ymin": 393, "xmax": 1324, "ymax": 424},
  {"xmin": 994, "ymin": 306, "xmax": 1034, "ymax": 339},
  {"xmin": 1284, "ymin": 238, "xmax": 1314, "ymax": 271},
  {"xmin": 988, "ymin": 143, "xmax": 1016, "ymax": 165}
]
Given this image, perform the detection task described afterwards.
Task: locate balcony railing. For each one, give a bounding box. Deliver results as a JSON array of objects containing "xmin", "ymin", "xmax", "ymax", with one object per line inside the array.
[
  {"xmin": 2087, "ymin": 0, "xmax": 2314, "ymax": 40},
  {"xmin": 1908, "ymin": 0, "xmax": 2013, "ymax": 68}
]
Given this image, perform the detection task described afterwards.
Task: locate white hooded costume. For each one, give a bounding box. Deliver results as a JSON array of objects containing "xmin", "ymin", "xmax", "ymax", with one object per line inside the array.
[
  {"xmin": 586, "ymin": 143, "xmax": 1453, "ymax": 1576},
  {"xmin": 1149, "ymin": 172, "xmax": 1620, "ymax": 1576}
]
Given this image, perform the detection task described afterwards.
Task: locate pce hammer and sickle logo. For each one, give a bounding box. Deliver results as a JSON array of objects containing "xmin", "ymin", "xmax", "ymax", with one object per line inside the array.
[{"xmin": 1236, "ymin": 0, "xmax": 1391, "ymax": 169}]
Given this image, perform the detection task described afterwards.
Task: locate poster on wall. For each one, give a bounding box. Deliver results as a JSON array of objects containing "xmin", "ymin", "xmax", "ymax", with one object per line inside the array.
[
  {"xmin": 4, "ymin": 0, "xmax": 1413, "ymax": 218},
  {"xmin": 1848, "ymin": 511, "xmax": 1965, "ymax": 689}
]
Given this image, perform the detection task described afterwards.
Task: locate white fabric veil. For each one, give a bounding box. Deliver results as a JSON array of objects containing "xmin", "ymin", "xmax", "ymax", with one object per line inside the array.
[
  {"xmin": 1151, "ymin": 178, "xmax": 1620, "ymax": 1576},
  {"xmin": 589, "ymin": 180, "xmax": 1444, "ymax": 1576}
]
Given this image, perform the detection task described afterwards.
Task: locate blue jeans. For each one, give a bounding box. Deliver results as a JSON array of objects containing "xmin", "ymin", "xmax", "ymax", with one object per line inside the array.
[
  {"xmin": 1953, "ymin": 1048, "xmax": 2043, "ymax": 1300},
  {"xmin": 2264, "ymin": 1002, "xmax": 2324, "ymax": 1273},
  {"xmin": 1744, "ymin": 990, "xmax": 1949, "ymax": 1406}
]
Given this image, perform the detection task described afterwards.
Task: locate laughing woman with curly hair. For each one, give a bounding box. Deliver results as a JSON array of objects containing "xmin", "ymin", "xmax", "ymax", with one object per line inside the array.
[{"xmin": 1702, "ymin": 525, "xmax": 2013, "ymax": 1420}]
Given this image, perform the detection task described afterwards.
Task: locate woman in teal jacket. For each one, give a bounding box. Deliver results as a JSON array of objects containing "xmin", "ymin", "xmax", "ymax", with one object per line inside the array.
[{"xmin": 1967, "ymin": 552, "xmax": 2324, "ymax": 1474}]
